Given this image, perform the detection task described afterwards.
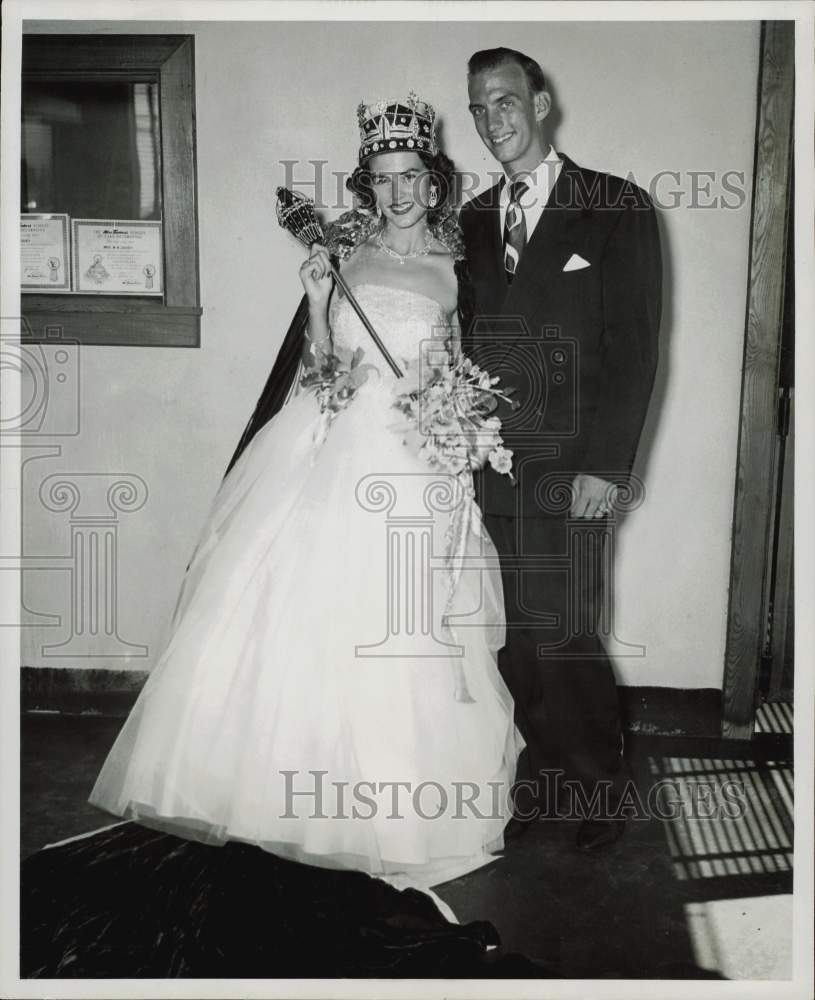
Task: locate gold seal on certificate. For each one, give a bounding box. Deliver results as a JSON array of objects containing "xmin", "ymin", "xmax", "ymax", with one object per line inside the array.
[
  {"xmin": 72, "ymin": 219, "xmax": 163, "ymax": 295},
  {"xmin": 21, "ymin": 214, "xmax": 70, "ymax": 291}
]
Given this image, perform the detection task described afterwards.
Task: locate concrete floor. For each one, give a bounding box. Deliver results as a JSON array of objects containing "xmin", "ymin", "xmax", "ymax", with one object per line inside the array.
[{"xmin": 21, "ymin": 713, "xmax": 793, "ymax": 979}]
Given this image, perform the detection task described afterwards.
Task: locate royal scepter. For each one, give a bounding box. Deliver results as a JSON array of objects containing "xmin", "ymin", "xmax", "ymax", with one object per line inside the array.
[{"xmin": 275, "ymin": 187, "xmax": 404, "ymax": 379}]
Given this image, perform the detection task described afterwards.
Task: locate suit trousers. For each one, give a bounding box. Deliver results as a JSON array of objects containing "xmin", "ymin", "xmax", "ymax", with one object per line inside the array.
[{"xmin": 484, "ymin": 512, "xmax": 630, "ymax": 820}]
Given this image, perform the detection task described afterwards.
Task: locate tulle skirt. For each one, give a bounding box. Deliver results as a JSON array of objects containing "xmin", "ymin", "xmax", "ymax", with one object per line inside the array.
[{"xmin": 89, "ymin": 370, "xmax": 523, "ymax": 888}]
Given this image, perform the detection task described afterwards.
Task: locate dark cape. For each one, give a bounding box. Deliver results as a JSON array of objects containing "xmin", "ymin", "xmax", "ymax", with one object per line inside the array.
[
  {"xmin": 21, "ymin": 821, "xmax": 548, "ymax": 977},
  {"xmin": 223, "ymin": 292, "xmax": 310, "ymax": 478}
]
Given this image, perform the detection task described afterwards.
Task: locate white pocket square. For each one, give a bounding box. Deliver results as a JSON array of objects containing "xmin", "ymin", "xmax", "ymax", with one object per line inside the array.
[{"xmin": 563, "ymin": 253, "xmax": 591, "ymax": 272}]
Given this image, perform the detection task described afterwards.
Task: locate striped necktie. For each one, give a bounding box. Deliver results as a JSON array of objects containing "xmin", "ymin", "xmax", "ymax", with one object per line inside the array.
[{"xmin": 503, "ymin": 179, "xmax": 529, "ymax": 283}]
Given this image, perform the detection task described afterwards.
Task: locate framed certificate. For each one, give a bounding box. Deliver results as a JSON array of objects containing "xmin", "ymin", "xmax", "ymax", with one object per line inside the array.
[
  {"xmin": 72, "ymin": 219, "xmax": 163, "ymax": 296},
  {"xmin": 21, "ymin": 214, "xmax": 70, "ymax": 291}
]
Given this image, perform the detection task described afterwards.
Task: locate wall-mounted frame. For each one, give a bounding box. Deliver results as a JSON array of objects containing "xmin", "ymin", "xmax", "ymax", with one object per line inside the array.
[{"xmin": 21, "ymin": 35, "xmax": 201, "ymax": 347}]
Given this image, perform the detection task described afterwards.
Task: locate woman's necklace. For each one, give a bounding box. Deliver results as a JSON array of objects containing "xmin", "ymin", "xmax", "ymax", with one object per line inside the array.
[{"xmin": 376, "ymin": 227, "xmax": 433, "ymax": 264}]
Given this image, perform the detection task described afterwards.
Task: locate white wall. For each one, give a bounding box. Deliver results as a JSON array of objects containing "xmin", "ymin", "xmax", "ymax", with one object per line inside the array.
[{"xmin": 21, "ymin": 19, "xmax": 759, "ymax": 687}]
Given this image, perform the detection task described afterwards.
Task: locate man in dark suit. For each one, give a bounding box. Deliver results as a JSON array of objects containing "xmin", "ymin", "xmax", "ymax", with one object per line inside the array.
[{"xmin": 460, "ymin": 48, "xmax": 662, "ymax": 851}]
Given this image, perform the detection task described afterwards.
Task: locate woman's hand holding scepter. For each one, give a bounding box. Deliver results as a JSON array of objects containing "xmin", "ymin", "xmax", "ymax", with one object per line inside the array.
[
  {"xmin": 299, "ymin": 242, "xmax": 333, "ymax": 360},
  {"xmin": 277, "ymin": 188, "xmax": 403, "ymax": 378}
]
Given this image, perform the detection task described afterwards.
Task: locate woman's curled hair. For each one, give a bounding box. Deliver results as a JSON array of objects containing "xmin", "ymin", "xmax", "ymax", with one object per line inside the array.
[{"xmin": 346, "ymin": 150, "xmax": 456, "ymax": 226}]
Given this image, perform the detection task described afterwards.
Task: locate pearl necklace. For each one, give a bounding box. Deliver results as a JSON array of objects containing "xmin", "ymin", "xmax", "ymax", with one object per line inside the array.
[{"xmin": 376, "ymin": 228, "xmax": 433, "ymax": 264}]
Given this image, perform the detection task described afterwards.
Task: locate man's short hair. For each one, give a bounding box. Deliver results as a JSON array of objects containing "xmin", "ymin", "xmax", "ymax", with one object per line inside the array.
[{"xmin": 467, "ymin": 47, "xmax": 547, "ymax": 94}]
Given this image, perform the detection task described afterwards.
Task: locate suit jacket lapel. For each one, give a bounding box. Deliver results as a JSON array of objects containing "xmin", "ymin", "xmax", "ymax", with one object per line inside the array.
[
  {"xmin": 502, "ymin": 153, "xmax": 582, "ymax": 321},
  {"xmin": 466, "ymin": 181, "xmax": 506, "ymax": 317}
]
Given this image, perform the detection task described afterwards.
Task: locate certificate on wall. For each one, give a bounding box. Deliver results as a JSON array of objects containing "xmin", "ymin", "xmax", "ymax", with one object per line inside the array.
[
  {"xmin": 20, "ymin": 214, "xmax": 71, "ymax": 291},
  {"xmin": 72, "ymin": 219, "xmax": 163, "ymax": 295}
]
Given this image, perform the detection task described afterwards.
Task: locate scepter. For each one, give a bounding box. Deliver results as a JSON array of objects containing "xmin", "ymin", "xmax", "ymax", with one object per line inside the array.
[{"xmin": 275, "ymin": 187, "xmax": 404, "ymax": 379}]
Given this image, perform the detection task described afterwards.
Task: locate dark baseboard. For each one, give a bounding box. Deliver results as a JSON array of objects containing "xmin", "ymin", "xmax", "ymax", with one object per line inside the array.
[
  {"xmin": 22, "ymin": 667, "xmax": 149, "ymax": 718},
  {"xmin": 619, "ymin": 685, "xmax": 723, "ymax": 738},
  {"xmin": 21, "ymin": 667, "xmax": 724, "ymax": 738}
]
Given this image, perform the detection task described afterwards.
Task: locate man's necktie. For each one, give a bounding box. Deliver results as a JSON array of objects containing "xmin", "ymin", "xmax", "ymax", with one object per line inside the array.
[{"xmin": 503, "ymin": 179, "xmax": 529, "ymax": 283}]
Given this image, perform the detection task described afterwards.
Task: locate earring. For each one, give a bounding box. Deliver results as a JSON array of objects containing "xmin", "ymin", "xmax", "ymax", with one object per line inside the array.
[{"xmin": 428, "ymin": 188, "xmax": 438, "ymax": 208}]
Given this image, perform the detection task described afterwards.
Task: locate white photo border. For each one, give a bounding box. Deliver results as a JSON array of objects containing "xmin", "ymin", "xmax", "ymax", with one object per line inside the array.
[{"xmin": 2, "ymin": 2, "xmax": 812, "ymax": 999}]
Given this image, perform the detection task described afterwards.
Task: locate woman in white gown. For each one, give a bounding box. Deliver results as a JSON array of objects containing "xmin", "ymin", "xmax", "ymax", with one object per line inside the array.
[{"xmin": 89, "ymin": 94, "xmax": 523, "ymax": 891}]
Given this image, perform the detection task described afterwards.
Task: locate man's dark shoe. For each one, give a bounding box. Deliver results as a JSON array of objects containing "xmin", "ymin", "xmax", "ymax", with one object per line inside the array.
[{"xmin": 575, "ymin": 817, "xmax": 626, "ymax": 852}]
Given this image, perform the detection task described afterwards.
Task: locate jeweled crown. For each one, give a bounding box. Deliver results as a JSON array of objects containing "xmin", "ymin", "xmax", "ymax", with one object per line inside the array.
[{"xmin": 356, "ymin": 92, "xmax": 437, "ymax": 163}]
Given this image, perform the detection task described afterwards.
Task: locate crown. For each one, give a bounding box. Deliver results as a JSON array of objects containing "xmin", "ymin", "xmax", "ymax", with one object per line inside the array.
[{"xmin": 356, "ymin": 91, "xmax": 437, "ymax": 163}]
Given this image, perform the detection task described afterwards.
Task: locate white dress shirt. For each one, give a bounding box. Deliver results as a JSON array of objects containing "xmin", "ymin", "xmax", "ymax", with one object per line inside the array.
[{"xmin": 499, "ymin": 145, "xmax": 563, "ymax": 241}]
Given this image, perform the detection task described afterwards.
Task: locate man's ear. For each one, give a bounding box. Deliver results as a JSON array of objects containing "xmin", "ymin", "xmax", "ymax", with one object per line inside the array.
[{"xmin": 534, "ymin": 90, "xmax": 551, "ymax": 123}]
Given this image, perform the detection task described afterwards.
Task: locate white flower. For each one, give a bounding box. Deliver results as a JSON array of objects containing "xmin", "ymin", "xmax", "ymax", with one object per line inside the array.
[
  {"xmin": 439, "ymin": 451, "xmax": 466, "ymax": 474},
  {"xmin": 488, "ymin": 446, "xmax": 514, "ymax": 476}
]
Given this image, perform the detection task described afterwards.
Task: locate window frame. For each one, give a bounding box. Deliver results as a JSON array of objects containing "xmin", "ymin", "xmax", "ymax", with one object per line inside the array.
[{"xmin": 21, "ymin": 34, "xmax": 201, "ymax": 348}]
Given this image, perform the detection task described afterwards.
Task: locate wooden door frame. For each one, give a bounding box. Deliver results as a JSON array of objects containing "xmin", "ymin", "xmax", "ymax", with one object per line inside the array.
[{"xmin": 722, "ymin": 20, "xmax": 795, "ymax": 739}]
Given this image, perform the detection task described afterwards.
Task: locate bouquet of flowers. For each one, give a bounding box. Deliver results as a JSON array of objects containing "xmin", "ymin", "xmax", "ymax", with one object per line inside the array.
[
  {"xmin": 392, "ymin": 355, "xmax": 516, "ymax": 483},
  {"xmin": 300, "ymin": 343, "xmax": 376, "ymax": 448}
]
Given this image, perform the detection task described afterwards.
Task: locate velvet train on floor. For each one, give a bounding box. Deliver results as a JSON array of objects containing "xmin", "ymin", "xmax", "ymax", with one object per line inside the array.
[{"xmin": 20, "ymin": 822, "xmax": 547, "ymax": 978}]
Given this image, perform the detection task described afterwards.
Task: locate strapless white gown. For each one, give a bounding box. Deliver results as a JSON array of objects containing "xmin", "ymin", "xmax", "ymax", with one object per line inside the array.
[{"xmin": 89, "ymin": 283, "xmax": 523, "ymax": 889}]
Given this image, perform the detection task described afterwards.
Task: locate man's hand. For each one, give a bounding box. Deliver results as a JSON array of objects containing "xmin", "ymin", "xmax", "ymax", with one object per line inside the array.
[{"xmin": 571, "ymin": 474, "xmax": 617, "ymax": 518}]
